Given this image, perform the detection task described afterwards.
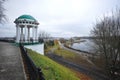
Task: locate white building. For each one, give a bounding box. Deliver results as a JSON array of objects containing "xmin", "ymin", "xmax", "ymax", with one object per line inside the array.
[
  {"xmin": 14, "ymin": 14, "xmax": 39, "ymax": 43},
  {"xmin": 14, "ymin": 14, "xmax": 44, "ymax": 55}
]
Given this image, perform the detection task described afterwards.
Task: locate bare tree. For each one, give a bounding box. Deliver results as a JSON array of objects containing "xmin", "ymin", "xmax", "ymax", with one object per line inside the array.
[
  {"xmin": 91, "ymin": 10, "xmax": 120, "ymax": 79},
  {"xmin": 39, "ymin": 30, "xmax": 50, "ymax": 39},
  {"xmin": 38, "ymin": 30, "xmax": 51, "ymax": 43},
  {"xmin": 0, "ymin": 0, "xmax": 6, "ymax": 24}
]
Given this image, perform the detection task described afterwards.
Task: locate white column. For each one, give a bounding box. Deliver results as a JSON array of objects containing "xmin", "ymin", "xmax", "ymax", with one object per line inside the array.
[
  {"xmin": 35, "ymin": 27, "xmax": 38, "ymax": 42},
  {"xmin": 33, "ymin": 26, "xmax": 36, "ymax": 42},
  {"xmin": 32, "ymin": 27, "xmax": 35, "ymax": 42},
  {"xmin": 21, "ymin": 27, "xmax": 23, "ymax": 42},
  {"xmin": 28, "ymin": 27, "xmax": 30, "ymax": 42},
  {"xmin": 36, "ymin": 27, "xmax": 38, "ymax": 42},
  {"xmin": 16, "ymin": 25, "xmax": 20, "ymax": 43},
  {"xmin": 18, "ymin": 26, "xmax": 20, "ymax": 43},
  {"xmin": 25, "ymin": 25, "xmax": 27, "ymax": 42},
  {"xmin": 16, "ymin": 25, "xmax": 18, "ymax": 42}
]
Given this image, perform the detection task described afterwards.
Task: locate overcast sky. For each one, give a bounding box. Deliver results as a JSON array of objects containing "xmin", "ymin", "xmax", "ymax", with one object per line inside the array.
[{"xmin": 0, "ymin": 0, "xmax": 120, "ymax": 37}]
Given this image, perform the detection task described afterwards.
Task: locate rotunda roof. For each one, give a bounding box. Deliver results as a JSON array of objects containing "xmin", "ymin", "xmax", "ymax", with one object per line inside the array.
[
  {"xmin": 14, "ymin": 14, "xmax": 39, "ymax": 25},
  {"xmin": 17, "ymin": 15, "xmax": 37, "ymax": 21}
]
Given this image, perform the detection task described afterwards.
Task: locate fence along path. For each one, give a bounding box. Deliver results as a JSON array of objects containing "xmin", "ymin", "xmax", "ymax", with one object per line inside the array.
[{"xmin": 19, "ymin": 43, "xmax": 45, "ymax": 80}]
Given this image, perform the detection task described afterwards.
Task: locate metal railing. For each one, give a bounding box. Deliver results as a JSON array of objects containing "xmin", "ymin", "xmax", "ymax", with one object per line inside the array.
[{"xmin": 19, "ymin": 43, "xmax": 45, "ymax": 80}]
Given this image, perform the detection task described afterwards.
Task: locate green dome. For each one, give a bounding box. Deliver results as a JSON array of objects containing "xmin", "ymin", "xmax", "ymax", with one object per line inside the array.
[{"xmin": 17, "ymin": 14, "xmax": 37, "ymax": 21}]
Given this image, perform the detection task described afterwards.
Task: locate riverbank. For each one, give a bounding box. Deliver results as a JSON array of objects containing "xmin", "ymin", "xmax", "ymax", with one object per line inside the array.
[
  {"xmin": 65, "ymin": 40, "xmax": 106, "ymax": 68},
  {"xmin": 45, "ymin": 41, "xmax": 94, "ymax": 68},
  {"xmin": 64, "ymin": 44, "xmax": 95, "ymax": 57},
  {"xmin": 46, "ymin": 52, "xmax": 108, "ymax": 80},
  {"xmin": 64, "ymin": 44, "xmax": 92, "ymax": 54},
  {"xmin": 44, "ymin": 40, "xmax": 109, "ymax": 80},
  {"xmin": 27, "ymin": 49, "xmax": 80, "ymax": 80},
  {"xmin": 45, "ymin": 41, "xmax": 92, "ymax": 80},
  {"xmin": 63, "ymin": 40, "xmax": 107, "ymax": 75},
  {"xmin": 45, "ymin": 42, "xmax": 108, "ymax": 80}
]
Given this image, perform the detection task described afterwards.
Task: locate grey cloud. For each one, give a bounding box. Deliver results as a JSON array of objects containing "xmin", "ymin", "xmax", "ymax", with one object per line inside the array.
[{"xmin": 1, "ymin": 0, "xmax": 120, "ymax": 37}]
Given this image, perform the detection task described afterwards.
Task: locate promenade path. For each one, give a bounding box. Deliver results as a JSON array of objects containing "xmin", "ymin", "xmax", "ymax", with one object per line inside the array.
[{"xmin": 0, "ymin": 42, "xmax": 26, "ymax": 80}]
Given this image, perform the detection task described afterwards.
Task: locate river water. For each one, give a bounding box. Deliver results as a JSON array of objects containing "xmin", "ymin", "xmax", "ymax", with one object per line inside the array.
[{"xmin": 70, "ymin": 39, "xmax": 94, "ymax": 53}]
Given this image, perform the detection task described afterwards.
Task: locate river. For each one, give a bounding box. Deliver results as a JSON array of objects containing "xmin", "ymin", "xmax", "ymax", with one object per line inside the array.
[{"xmin": 70, "ymin": 39, "xmax": 94, "ymax": 53}]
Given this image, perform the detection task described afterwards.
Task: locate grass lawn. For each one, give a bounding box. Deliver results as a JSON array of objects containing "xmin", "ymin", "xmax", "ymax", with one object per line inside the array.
[
  {"xmin": 53, "ymin": 46, "xmax": 93, "ymax": 68},
  {"xmin": 27, "ymin": 49, "xmax": 80, "ymax": 80},
  {"xmin": 45, "ymin": 45, "xmax": 92, "ymax": 80},
  {"xmin": 54, "ymin": 48, "xmax": 76, "ymax": 59}
]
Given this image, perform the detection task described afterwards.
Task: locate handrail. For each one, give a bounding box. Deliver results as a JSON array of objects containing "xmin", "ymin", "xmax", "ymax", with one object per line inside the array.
[{"xmin": 19, "ymin": 43, "xmax": 45, "ymax": 80}]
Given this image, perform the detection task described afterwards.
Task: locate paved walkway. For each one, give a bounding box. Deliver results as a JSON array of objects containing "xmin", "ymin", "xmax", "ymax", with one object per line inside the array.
[{"xmin": 0, "ymin": 42, "xmax": 26, "ymax": 80}]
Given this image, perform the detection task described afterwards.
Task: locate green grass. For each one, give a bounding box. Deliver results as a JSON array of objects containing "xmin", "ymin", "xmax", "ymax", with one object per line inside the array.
[
  {"xmin": 45, "ymin": 41, "xmax": 76, "ymax": 59},
  {"xmin": 27, "ymin": 49, "xmax": 80, "ymax": 80},
  {"xmin": 54, "ymin": 48, "xmax": 76, "ymax": 59},
  {"xmin": 51, "ymin": 45, "xmax": 94, "ymax": 68},
  {"xmin": 45, "ymin": 42, "xmax": 93, "ymax": 68}
]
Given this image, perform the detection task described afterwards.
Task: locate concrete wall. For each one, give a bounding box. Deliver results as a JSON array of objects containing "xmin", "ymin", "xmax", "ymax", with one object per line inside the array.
[{"xmin": 24, "ymin": 43, "xmax": 44, "ymax": 55}]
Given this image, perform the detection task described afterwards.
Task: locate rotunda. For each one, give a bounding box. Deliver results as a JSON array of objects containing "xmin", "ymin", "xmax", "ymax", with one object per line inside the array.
[{"xmin": 14, "ymin": 14, "xmax": 39, "ymax": 43}]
